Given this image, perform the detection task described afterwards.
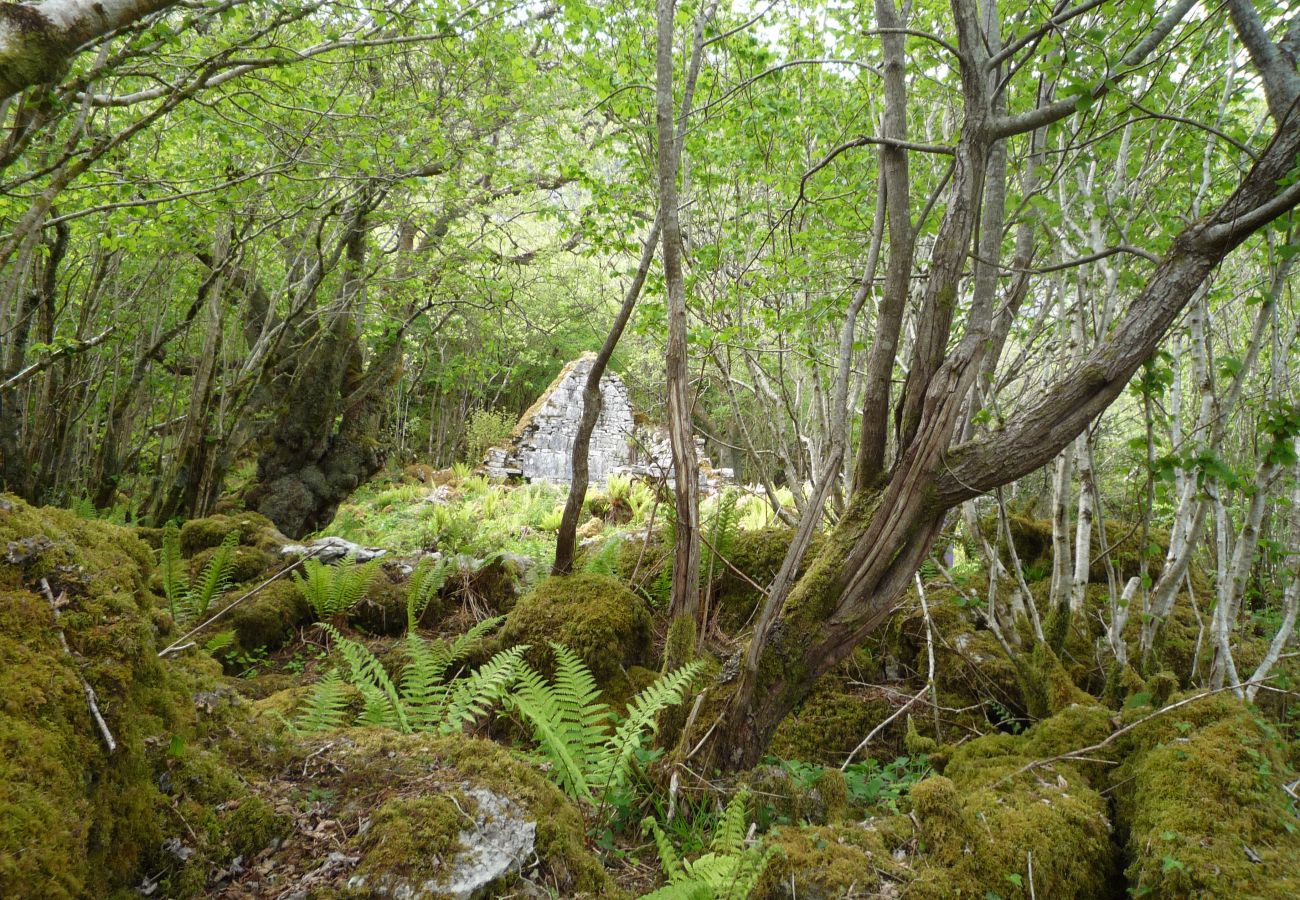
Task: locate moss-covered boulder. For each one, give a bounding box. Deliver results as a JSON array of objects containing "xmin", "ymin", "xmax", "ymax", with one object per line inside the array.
[
  {"xmin": 224, "ymin": 578, "xmax": 313, "ymax": 655},
  {"xmin": 900, "ymin": 704, "xmax": 1116, "ymax": 898},
  {"xmin": 770, "ymin": 682, "xmax": 897, "ymax": 765},
  {"xmin": 178, "ymin": 511, "xmax": 285, "ymax": 556},
  {"xmin": 754, "ymin": 819, "xmax": 911, "ymax": 899},
  {"xmin": 1111, "ymin": 693, "xmax": 1300, "ymax": 897},
  {"xmin": 190, "ymin": 543, "xmax": 279, "ymax": 584},
  {"xmin": 222, "ymin": 730, "xmax": 618, "ymax": 898},
  {"xmin": 711, "ymin": 527, "xmax": 825, "ymax": 634},
  {"xmin": 0, "ymin": 495, "xmax": 287, "ymax": 896},
  {"xmin": 497, "ymin": 573, "xmax": 653, "ymax": 683},
  {"xmin": 347, "ymin": 564, "xmax": 412, "ymax": 636}
]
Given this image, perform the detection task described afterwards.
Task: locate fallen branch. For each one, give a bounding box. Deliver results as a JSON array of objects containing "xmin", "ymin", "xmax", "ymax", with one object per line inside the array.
[
  {"xmin": 39, "ymin": 578, "xmax": 117, "ymax": 753},
  {"xmin": 158, "ymin": 546, "xmax": 324, "ymax": 657}
]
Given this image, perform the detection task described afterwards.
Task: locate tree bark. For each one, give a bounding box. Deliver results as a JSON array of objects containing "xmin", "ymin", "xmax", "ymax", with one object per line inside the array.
[
  {"xmin": 0, "ymin": 0, "xmax": 180, "ymax": 99},
  {"xmin": 553, "ymin": 215, "xmax": 661, "ymax": 575}
]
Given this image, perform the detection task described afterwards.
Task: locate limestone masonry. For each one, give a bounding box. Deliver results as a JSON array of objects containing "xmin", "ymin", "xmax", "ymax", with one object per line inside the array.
[{"xmin": 481, "ymin": 354, "xmax": 731, "ymax": 490}]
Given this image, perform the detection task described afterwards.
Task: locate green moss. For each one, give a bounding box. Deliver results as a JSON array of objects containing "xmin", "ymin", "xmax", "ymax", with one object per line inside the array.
[
  {"xmin": 497, "ymin": 573, "xmax": 653, "ymax": 684},
  {"xmin": 0, "ymin": 495, "xmax": 286, "ymax": 897},
  {"xmin": 711, "ymin": 527, "xmax": 825, "ymax": 634},
  {"xmin": 293, "ymin": 730, "xmax": 617, "ymax": 897},
  {"xmin": 178, "ymin": 512, "xmax": 283, "ymax": 556},
  {"xmin": 190, "ymin": 544, "xmax": 278, "ymax": 584},
  {"xmin": 905, "ymin": 706, "xmax": 1117, "ymax": 898},
  {"xmin": 355, "ymin": 795, "xmax": 469, "ymax": 887},
  {"xmin": 224, "ymin": 579, "xmax": 312, "ymax": 656},
  {"xmin": 770, "ymin": 683, "xmax": 896, "ymax": 765},
  {"xmin": 1111, "ymin": 692, "xmax": 1300, "ymax": 897},
  {"xmin": 754, "ymin": 820, "xmax": 905, "ymax": 898}
]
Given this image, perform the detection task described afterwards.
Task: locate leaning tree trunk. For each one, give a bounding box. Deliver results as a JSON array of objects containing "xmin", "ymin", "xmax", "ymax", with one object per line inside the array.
[
  {"xmin": 708, "ymin": 52, "xmax": 1300, "ymax": 769},
  {"xmin": 553, "ymin": 216, "xmax": 661, "ymax": 575}
]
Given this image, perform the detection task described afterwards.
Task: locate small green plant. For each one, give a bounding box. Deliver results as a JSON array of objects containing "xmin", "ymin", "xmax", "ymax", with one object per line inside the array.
[
  {"xmin": 583, "ymin": 535, "xmax": 624, "ymax": 577},
  {"xmin": 294, "ymin": 619, "xmax": 522, "ymax": 735},
  {"xmin": 507, "ymin": 644, "xmax": 703, "ymax": 806},
  {"xmin": 160, "ymin": 525, "xmax": 238, "ymax": 622},
  {"xmin": 405, "ymin": 557, "xmax": 451, "ymax": 630},
  {"xmin": 292, "ymin": 554, "xmax": 380, "ymax": 621},
  {"xmin": 464, "ymin": 407, "xmax": 514, "ymax": 462},
  {"xmin": 641, "ymin": 790, "xmax": 778, "ymax": 899}
]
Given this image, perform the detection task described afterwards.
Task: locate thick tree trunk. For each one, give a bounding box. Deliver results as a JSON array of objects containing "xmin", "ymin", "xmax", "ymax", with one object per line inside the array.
[{"xmin": 0, "ymin": 0, "xmax": 178, "ymax": 99}]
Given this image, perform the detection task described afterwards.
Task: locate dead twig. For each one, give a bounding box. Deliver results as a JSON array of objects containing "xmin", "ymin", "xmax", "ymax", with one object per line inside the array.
[{"xmin": 39, "ymin": 578, "xmax": 117, "ymax": 753}]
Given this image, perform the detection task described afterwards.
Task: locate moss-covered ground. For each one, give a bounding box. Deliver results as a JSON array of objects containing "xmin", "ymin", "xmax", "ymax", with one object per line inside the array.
[{"xmin": 5, "ymin": 474, "xmax": 1299, "ymax": 899}]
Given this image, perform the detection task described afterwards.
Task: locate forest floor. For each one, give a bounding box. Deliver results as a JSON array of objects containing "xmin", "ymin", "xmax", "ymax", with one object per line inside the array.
[{"xmin": 2, "ymin": 467, "xmax": 1299, "ymax": 898}]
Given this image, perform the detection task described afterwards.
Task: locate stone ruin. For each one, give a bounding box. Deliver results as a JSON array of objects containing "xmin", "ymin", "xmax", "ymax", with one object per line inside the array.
[{"xmin": 481, "ymin": 353, "xmax": 731, "ymax": 490}]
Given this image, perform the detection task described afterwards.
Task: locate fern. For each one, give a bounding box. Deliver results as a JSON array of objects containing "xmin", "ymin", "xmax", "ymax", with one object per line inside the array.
[
  {"xmin": 160, "ymin": 526, "xmax": 236, "ymax": 622},
  {"xmin": 160, "ymin": 521, "xmax": 186, "ymax": 620},
  {"xmin": 583, "ymin": 535, "xmax": 624, "ymax": 577},
  {"xmin": 294, "ymin": 668, "xmax": 352, "ymax": 733},
  {"xmin": 293, "ymin": 554, "xmax": 380, "ymax": 621},
  {"xmin": 441, "ymin": 644, "xmax": 527, "ymax": 734},
  {"xmin": 508, "ymin": 646, "xmax": 703, "ymax": 804},
  {"xmin": 191, "ymin": 531, "xmax": 238, "ymax": 617},
  {"xmin": 405, "ymin": 556, "xmax": 450, "ymax": 630},
  {"xmin": 700, "ymin": 489, "xmax": 741, "ymax": 585},
  {"xmin": 592, "ymin": 660, "xmax": 703, "ymax": 802},
  {"xmin": 399, "ymin": 614, "xmax": 506, "ymax": 731},
  {"xmin": 642, "ymin": 790, "xmax": 778, "ymax": 900},
  {"xmin": 297, "ymin": 618, "xmax": 519, "ymax": 735},
  {"xmin": 320, "ymin": 623, "xmax": 410, "ymax": 732}
]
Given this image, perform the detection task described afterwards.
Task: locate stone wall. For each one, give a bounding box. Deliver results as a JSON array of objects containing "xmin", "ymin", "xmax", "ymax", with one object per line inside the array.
[{"xmin": 483, "ymin": 354, "xmax": 635, "ymax": 483}]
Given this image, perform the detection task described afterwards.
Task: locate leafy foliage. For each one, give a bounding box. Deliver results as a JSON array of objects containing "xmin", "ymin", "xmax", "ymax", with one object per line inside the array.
[
  {"xmin": 160, "ymin": 525, "xmax": 237, "ymax": 622},
  {"xmin": 292, "ymin": 555, "xmax": 380, "ymax": 621},
  {"xmin": 296, "ymin": 618, "xmax": 520, "ymax": 735},
  {"xmin": 641, "ymin": 790, "xmax": 778, "ymax": 900},
  {"xmin": 508, "ymin": 644, "xmax": 703, "ymax": 804}
]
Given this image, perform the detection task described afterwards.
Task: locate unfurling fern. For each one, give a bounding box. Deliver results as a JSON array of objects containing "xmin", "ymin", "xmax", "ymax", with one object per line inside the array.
[
  {"xmin": 641, "ymin": 790, "xmax": 778, "ymax": 900},
  {"xmin": 293, "ymin": 554, "xmax": 380, "ymax": 621},
  {"xmin": 294, "ymin": 668, "xmax": 352, "ymax": 733},
  {"xmin": 508, "ymin": 645, "xmax": 703, "ymax": 804},
  {"xmin": 160, "ymin": 527, "xmax": 238, "ymax": 622}
]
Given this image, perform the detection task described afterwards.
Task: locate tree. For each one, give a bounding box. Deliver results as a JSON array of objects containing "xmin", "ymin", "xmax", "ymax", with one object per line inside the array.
[
  {"xmin": 0, "ymin": 0, "xmax": 183, "ymax": 99},
  {"xmin": 703, "ymin": 0, "xmax": 1300, "ymax": 770}
]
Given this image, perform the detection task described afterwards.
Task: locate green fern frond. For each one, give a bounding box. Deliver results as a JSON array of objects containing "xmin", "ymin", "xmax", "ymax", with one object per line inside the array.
[
  {"xmin": 508, "ymin": 660, "xmax": 595, "ymax": 801},
  {"xmin": 583, "ymin": 536, "xmax": 623, "ymax": 577},
  {"xmin": 642, "ymin": 790, "xmax": 776, "ymax": 900},
  {"xmin": 294, "ymin": 668, "xmax": 352, "ymax": 733},
  {"xmin": 294, "ymin": 554, "xmax": 380, "ymax": 620},
  {"xmin": 406, "ymin": 557, "xmax": 450, "ymax": 630},
  {"xmin": 190, "ymin": 531, "xmax": 238, "ymax": 618},
  {"xmin": 400, "ymin": 631, "xmax": 454, "ymax": 731},
  {"xmin": 320, "ymin": 623, "xmax": 409, "ymax": 733},
  {"xmin": 160, "ymin": 521, "xmax": 187, "ymax": 620},
  {"xmin": 445, "ymin": 614, "xmax": 505, "ymax": 663},
  {"xmin": 441, "ymin": 644, "xmax": 527, "ymax": 734},
  {"xmin": 593, "ymin": 660, "xmax": 703, "ymax": 798}
]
